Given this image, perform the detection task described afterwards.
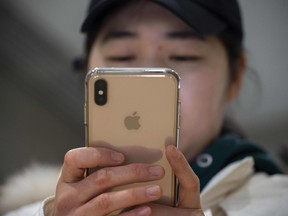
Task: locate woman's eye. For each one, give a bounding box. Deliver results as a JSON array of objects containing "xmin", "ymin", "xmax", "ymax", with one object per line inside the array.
[
  {"xmin": 107, "ymin": 56, "xmax": 136, "ymax": 61},
  {"xmin": 170, "ymin": 55, "xmax": 202, "ymax": 61}
]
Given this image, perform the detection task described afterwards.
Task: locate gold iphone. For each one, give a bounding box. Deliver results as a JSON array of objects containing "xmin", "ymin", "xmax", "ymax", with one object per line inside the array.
[{"xmin": 85, "ymin": 67, "xmax": 180, "ymax": 208}]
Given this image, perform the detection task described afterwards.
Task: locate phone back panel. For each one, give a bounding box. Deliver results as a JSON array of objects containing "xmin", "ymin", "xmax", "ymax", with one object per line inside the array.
[{"xmin": 85, "ymin": 68, "xmax": 180, "ymax": 207}]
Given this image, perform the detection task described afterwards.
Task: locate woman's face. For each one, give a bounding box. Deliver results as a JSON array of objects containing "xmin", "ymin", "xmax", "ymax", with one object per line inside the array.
[{"xmin": 87, "ymin": 1, "xmax": 241, "ymax": 160}]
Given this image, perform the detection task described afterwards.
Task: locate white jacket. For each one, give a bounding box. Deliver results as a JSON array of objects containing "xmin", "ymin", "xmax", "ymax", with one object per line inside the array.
[{"xmin": 2, "ymin": 157, "xmax": 288, "ymax": 216}]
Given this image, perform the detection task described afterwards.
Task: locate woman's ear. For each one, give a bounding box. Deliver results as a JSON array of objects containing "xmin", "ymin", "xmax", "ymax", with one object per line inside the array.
[{"xmin": 227, "ymin": 52, "xmax": 247, "ymax": 102}]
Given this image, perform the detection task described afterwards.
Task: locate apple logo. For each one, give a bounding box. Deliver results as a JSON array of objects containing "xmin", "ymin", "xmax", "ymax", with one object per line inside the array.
[{"xmin": 124, "ymin": 112, "xmax": 141, "ymax": 130}]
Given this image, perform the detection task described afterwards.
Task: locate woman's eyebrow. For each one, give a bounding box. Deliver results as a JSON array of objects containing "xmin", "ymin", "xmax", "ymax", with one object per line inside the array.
[
  {"xmin": 101, "ymin": 31, "xmax": 138, "ymax": 43},
  {"xmin": 165, "ymin": 31, "xmax": 205, "ymax": 40}
]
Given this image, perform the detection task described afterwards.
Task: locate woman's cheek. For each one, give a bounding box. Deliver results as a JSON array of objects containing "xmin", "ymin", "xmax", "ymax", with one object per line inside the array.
[{"xmin": 178, "ymin": 71, "xmax": 227, "ymax": 150}]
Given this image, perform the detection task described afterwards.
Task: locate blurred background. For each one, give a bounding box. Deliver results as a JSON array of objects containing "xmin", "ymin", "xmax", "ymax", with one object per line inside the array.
[{"xmin": 0, "ymin": 0, "xmax": 287, "ymax": 184}]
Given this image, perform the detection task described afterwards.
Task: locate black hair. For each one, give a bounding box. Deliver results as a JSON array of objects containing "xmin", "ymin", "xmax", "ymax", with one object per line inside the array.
[{"xmin": 218, "ymin": 29, "xmax": 244, "ymax": 84}]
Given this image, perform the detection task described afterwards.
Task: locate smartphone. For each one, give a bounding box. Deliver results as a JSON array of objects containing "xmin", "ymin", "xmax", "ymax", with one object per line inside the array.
[{"xmin": 85, "ymin": 67, "xmax": 180, "ymax": 209}]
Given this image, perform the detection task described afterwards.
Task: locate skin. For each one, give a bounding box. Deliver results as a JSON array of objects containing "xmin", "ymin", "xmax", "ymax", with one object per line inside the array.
[{"xmin": 52, "ymin": 1, "xmax": 245, "ymax": 215}]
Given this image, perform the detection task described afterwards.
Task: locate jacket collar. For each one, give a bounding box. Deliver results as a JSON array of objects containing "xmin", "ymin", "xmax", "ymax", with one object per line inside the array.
[{"xmin": 190, "ymin": 132, "xmax": 283, "ymax": 191}]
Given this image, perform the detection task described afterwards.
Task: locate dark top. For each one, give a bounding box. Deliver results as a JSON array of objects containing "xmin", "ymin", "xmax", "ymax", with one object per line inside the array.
[{"xmin": 190, "ymin": 131, "xmax": 283, "ymax": 191}]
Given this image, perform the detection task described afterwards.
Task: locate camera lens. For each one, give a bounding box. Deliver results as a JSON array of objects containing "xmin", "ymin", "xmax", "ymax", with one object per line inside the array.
[{"xmin": 95, "ymin": 79, "xmax": 107, "ymax": 106}]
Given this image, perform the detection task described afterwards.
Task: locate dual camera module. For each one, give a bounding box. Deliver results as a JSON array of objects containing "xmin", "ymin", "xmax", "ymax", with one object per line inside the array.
[{"xmin": 95, "ymin": 79, "xmax": 107, "ymax": 106}]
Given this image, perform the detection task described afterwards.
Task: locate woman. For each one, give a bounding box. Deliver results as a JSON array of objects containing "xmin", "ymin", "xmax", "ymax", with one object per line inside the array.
[{"xmin": 3, "ymin": 0, "xmax": 288, "ymax": 215}]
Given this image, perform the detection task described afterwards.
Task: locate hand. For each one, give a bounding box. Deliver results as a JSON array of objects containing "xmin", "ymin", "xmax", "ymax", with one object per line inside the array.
[
  {"xmin": 52, "ymin": 147, "xmax": 165, "ymax": 216},
  {"xmin": 118, "ymin": 145, "xmax": 204, "ymax": 216}
]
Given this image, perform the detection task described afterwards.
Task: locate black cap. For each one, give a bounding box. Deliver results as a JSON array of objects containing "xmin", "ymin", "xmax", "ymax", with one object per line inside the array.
[{"xmin": 81, "ymin": 0, "xmax": 243, "ymax": 42}]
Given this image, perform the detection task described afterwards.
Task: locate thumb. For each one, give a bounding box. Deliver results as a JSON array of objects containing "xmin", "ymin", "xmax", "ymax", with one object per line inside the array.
[{"xmin": 166, "ymin": 145, "xmax": 201, "ymax": 208}]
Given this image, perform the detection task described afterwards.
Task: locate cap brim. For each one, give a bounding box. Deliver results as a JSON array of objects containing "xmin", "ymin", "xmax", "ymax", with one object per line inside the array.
[{"xmin": 81, "ymin": 0, "xmax": 227, "ymax": 35}]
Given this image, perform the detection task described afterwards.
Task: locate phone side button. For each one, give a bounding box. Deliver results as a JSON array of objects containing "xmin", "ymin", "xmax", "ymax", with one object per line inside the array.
[
  {"xmin": 177, "ymin": 102, "xmax": 181, "ymax": 129},
  {"xmin": 84, "ymin": 104, "xmax": 87, "ymax": 125}
]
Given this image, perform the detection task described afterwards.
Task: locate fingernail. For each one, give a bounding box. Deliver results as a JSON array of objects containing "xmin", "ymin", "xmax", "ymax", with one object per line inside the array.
[
  {"xmin": 136, "ymin": 206, "xmax": 150, "ymax": 216},
  {"xmin": 167, "ymin": 145, "xmax": 180, "ymax": 159},
  {"xmin": 148, "ymin": 166, "xmax": 163, "ymax": 177},
  {"xmin": 146, "ymin": 185, "xmax": 161, "ymax": 197},
  {"xmin": 111, "ymin": 152, "xmax": 124, "ymax": 163}
]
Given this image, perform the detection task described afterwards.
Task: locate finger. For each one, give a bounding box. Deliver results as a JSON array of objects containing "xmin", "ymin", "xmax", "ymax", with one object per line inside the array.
[
  {"xmin": 165, "ymin": 145, "xmax": 201, "ymax": 208},
  {"xmin": 119, "ymin": 206, "xmax": 151, "ymax": 216},
  {"xmin": 77, "ymin": 185, "xmax": 162, "ymax": 215},
  {"xmin": 148, "ymin": 203, "xmax": 204, "ymax": 216},
  {"xmin": 61, "ymin": 147, "xmax": 125, "ymax": 183},
  {"xmin": 77, "ymin": 163, "xmax": 164, "ymax": 202}
]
